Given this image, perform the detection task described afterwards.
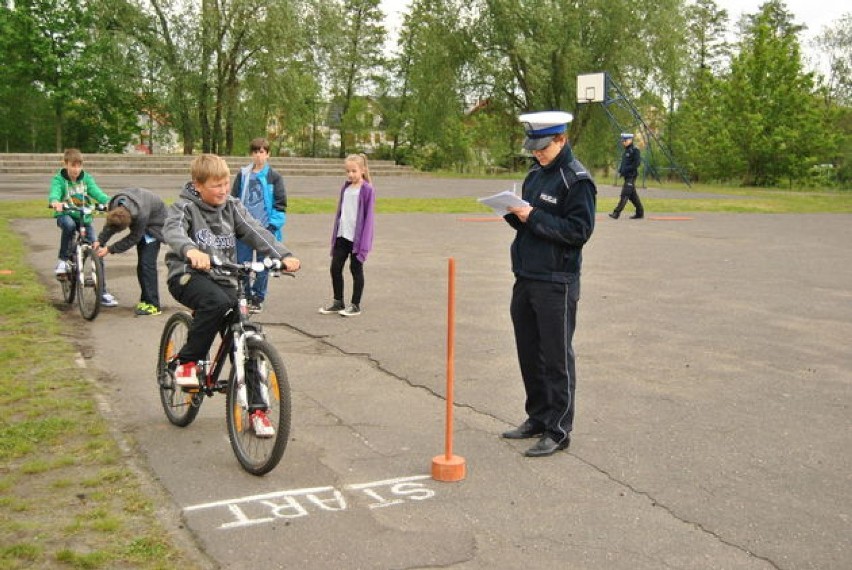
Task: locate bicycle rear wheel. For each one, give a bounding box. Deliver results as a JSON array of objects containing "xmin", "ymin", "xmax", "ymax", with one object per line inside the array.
[
  {"xmin": 76, "ymin": 246, "xmax": 103, "ymax": 320},
  {"xmin": 157, "ymin": 312, "xmax": 202, "ymax": 426},
  {"xmin": 60, "ymin": 261, "xmax": 76, "ymax": 304},
  {"xmin": 226, "ymin": 337, "xmax": 291, "ymax": 475}
]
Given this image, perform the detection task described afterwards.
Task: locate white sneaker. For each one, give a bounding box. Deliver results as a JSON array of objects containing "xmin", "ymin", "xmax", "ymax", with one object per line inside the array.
[
  {"xmin": 251, "ymin": 410, "xmax": 275, "ymax": 438},
  {"xmin": 54, "ymin": 260, "xmax": 68, "ymax": 274},
  {"xmin": 174, "ymin": 362, "xmax": 199, "ymax": 389},
  {"xmin": 101, "ymin": 292, "xmax": 118, "ymax": 307}
]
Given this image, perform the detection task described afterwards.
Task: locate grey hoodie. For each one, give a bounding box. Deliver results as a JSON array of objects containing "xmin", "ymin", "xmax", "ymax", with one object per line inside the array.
[
  {"xmin": 97, "ymin": 187, "xmax": 166, "ymax": 254},
  {"xmin": 163, "ymin": 182, "xmax": 292, "ymax": 287}
]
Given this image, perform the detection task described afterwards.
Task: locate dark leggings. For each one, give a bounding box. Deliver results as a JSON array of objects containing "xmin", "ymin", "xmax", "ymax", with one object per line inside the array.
[{"xmin": 330, "ymin": 237, "xmax": 364, "ymax": 305}]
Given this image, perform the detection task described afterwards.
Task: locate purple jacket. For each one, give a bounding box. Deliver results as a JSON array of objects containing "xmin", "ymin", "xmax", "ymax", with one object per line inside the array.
[{"xmin": 330, "ymin": 180, "xmax": 375, "ymax": 263}]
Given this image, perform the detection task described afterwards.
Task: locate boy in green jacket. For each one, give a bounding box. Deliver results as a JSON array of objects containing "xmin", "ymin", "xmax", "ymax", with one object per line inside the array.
[{"xmin": 48, "ymin": 148, "xmax": 118, "ymax": 307}]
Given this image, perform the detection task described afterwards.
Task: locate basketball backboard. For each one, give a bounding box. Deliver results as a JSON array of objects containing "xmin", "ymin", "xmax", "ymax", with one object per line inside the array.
[{"xmin": 576, "ymin": 73, "xmax": 607, "ymax": 104}]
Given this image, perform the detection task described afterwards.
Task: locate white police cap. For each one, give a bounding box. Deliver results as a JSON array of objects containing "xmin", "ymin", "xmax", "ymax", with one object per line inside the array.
[
  {"xmin": 519, "ymin": 111, "xmax": 573, "ymax": 151},
  {"xmin": 620, "ymin": 132, "xmax": 634, "ymax": 140}
]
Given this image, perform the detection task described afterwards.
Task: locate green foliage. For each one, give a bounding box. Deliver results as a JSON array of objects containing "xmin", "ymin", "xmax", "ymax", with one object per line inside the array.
[
  {"xmin": 0, "ymin": 0, "xmax": 142, "ymax": 152},
  {"xmin": 1, "ymin": 0, "xmax": 851, "ymax": 186}
]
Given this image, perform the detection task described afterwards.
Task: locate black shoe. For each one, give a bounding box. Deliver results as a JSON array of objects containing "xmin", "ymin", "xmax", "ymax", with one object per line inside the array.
[
  {"xmin": 608, "ymin": 212, "xmax": 619, "ymax": 219},
  {"xmin": 630, "ymin": 214, "xmax": 644, "ymax": 219},
  {"xmin": 502, "ymin": 420, "xmax": 544, "ymax": 440},
  {"xmin": 524, "ymin": 435, "xmax": 570, "ymax": 457},
  {"xmin": 319, "ymin": 300, "xmax": 345, "ymax": 315}
]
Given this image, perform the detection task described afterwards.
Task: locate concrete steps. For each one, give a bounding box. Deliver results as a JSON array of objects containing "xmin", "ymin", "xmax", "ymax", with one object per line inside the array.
[{"xmin": 0, "ymin": 153, "xmax": 421, "ymax": 177}]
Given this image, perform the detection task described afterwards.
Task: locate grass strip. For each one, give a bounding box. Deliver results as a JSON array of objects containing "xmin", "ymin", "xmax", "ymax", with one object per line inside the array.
[{"xmin": 0, "ymin": 215, "xmax": 199, "ymax": 569}]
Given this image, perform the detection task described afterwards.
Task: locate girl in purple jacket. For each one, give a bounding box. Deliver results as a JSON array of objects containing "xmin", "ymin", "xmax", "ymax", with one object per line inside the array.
[{"xmin": 319, "ymin": 154, "xmax": 376, "ymax": 317}]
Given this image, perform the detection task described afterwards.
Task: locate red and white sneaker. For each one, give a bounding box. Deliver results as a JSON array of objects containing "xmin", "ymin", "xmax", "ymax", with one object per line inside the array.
[
  {"xmin": 174, "ymin": 362, "xmax": 199, "ymax": 389},
  {"xmin": 251, "ymin": 410, "xmax": 275, "ymax": 438}
]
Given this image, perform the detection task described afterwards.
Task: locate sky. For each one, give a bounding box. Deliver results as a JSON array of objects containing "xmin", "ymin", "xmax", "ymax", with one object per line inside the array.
[
  {"xmin": 379, "ymin": 0, "xmax": 849, "ymax": 48},
  {"xmin": 716, "ymin": 0, "xmax": 848, "ymax": 43}
]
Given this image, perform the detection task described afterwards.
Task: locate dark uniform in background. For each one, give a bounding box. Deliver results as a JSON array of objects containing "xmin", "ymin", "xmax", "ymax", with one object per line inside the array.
[
  {"xmin": 501, "ymin": 111, "xmax": 597, "ymax": 457},
  {"xmin": 610, "ymin": 132, "xmax": 644, "ymax": 219}
]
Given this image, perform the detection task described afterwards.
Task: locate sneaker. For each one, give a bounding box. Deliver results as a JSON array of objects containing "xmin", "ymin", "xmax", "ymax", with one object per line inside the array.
[
  {"xmin": 251, "ymin": 410, "xmax": 275, "ymax": 438},
  {"xmin": 339, "ymin": 304, "xmax": 361, "ymax": 317},
  {"xmin": 319, "ymin": 300, "xmax": 345, "ymax": 315},
  {"xmin": 174, "ymin": 362, "xmax": 199, "ymax": 389},
  {"xmin": 135, "ymin": 302, "xmax": 161, "ymax": 316},
  {"xmin": 54, "ymin": 260, "xmax": 68, "ymax": 274},
  {"xmin": 248, "ymin": 299, "xmax": 264, "ymax": 314},
  {"xmin": 101, "ymin": 292, "xmax": 119, "ymax": 307}
]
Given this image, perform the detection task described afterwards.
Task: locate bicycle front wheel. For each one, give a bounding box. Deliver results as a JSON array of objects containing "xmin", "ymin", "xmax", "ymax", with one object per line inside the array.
[
  {"xmin": 76, "ymin": 246, "xmax": 103, "ymax": 320},
  {"xmin": 226, "ymin": 337, "xmax": 291, "ymax": 475},
  {"xmin": 157, "ymin": 312, "xmax": 201, "ymax": 426}
]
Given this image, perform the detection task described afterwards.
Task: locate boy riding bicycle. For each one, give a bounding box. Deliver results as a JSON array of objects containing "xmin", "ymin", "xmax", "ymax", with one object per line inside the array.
[
  {"xmin": 163, "ymin": 154, "xmax": 301, "ymax": 436},
  {"xmin": 48, "ymin": 148, "xmax": 118, "ymax": 307}
]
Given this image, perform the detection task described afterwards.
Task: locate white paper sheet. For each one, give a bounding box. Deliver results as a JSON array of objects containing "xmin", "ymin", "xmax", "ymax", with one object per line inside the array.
[{"xmin": 477, "ymin": 190, "xmax": 529, "ymax": 216}]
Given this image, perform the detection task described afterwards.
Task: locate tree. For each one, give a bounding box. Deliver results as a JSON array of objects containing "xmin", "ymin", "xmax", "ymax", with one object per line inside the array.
[
  {"xmin": 670, "ymin": 0, "xmax": 735, "ymax": 181},
  {"xmin": 389, "ymin": 0, "xmax": 474, "ymax": 169},
  {"xmin": 322, "ymin": 0, "xmax": 386, "ymax": 158},
  {"xmin": 723, "ymin": 0, "xmax": 827, "ymax": 185},
  {"xmin": 815, "ymin": 13, "xmax": 852, "ymax": 107},
  {"xmin": 0, "ymin": 0, "xmax": 140, "ymax": 151}
]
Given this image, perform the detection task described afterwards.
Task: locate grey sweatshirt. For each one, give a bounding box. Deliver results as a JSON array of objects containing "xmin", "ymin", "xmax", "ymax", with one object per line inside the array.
[
  {"xmin": 97, "ymin": 187, "xmax": 166, "ymax": 254},
  {"xmin": 163, "ymin": 182, "xmax": 292, "ymax": 287}
]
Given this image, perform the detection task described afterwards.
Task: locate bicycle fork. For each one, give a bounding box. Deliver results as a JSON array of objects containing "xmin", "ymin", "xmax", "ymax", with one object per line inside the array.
[{"xmin": 233, "ymin": 328, "xmax": 270, "ymax": 412}]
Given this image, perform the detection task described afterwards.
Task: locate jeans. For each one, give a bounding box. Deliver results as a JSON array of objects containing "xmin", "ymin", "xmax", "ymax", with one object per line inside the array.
[
  {"xmin": 330, "ymin": 237, "xmax": 364, "ymax": 305},
  {"xmin": 168, "ymin": 272, "xmax": 237, "ymax": 363},
  {"xmin": 56, "ymin": 215, "xmax": 94, "ymax": 259},
  {"xmin": 236, "ymin": 240, "xmax": 269, "ymax": 302},
  {"xmin": 57, "ymin": 215, "xmax": 109, "ymax": 292},
  {"xmin": 137, "ymin": 237, "xmax": 161, "ymax": 308}
]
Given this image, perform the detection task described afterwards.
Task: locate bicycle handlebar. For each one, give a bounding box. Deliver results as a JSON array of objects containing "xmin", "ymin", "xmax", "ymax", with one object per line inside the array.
[
  {"xmin": 211, "ymin": 256, "xmax": 295, "ymax": 278},
  {"xmin": 48, "ymin": 202, "xmax": 107, "ymax": 215}
]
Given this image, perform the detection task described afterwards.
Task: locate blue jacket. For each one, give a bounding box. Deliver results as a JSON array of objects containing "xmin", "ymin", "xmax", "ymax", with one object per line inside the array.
[
  {"xmin": 231, "ymin": 163, "xmax": 287, "ymax": 240},
  {"xmin": 505, "ymin": 145, "xmax": 596, "ymax": 282},
  {"xmin": 619, "ymin": 143, "xmax": 641, "ymax": 178}
]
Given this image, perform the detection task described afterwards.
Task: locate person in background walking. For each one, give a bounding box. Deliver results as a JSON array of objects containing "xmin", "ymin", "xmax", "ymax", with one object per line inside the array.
[
  {"xmin": 609, "ymin": 133, "xmax": 644, "ymax": 219},
  {"xmin": 318, "ymin": 154, "xmax": 376, "ymax": 317},
  {"xmin": 231, "ymin": 137, "xmax": 288, "ymax": 313}
]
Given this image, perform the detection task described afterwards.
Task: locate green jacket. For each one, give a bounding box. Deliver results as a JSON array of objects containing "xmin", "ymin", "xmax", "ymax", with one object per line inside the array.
[{"xmin": 48, "ymin": 169, "xmax": 110, "ymax": 223}]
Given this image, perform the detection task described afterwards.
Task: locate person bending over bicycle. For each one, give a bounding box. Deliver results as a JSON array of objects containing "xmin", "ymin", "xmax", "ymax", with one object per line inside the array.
[
  {"xmin": 48, "ymin": 147, "xmax": 119, "ymax": 307},
  {"xmin": 163, "ymin": 154, "xmax": 301, "ymax": 436}
]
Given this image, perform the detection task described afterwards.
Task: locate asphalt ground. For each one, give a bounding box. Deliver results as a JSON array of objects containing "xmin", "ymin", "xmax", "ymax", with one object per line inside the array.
[{"xmin": 11, "ymin": 172, "xmax": 852, "ymax": 569}]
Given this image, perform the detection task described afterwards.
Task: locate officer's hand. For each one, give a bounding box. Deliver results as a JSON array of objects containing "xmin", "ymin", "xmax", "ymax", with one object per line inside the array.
[{"xmin": 508, "ymin": 205, "xmax": 533, "ymax": 223}]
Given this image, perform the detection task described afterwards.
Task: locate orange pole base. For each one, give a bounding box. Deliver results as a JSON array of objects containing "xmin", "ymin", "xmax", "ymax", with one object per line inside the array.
[{"xmin": 431, "ymin": 454, "xmax": 466, "ymax": 482}]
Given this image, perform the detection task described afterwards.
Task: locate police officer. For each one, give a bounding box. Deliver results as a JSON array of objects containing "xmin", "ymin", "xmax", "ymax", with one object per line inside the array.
[
  {"xmin": 501, "ymin": 111, "xmax": 597, "ymax": 457},
  {"xmin": 610, "ymin": 133, "xmax": 644, "ymax": 219}
]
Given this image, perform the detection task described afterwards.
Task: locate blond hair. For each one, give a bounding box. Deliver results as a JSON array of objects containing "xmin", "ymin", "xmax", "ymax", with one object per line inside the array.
[
  {"xmin": 63, "ymin": 148, "xmax": 83, "ymax": 165},
  {"xmin": 191, "ymin": 154, "xmax": 230, "ymax": 184},
  {"xmin": 345, "ymin": 153, "xmax": 371, "ymax": 183}
]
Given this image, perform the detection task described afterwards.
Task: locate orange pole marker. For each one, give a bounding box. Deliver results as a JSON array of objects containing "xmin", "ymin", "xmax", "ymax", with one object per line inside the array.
[{"xmin": 432, "ymin": 257, "xmax": 466, "ymax": 482}]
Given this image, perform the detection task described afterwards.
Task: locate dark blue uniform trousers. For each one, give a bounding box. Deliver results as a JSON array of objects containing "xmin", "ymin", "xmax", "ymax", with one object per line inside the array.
[{"xmin": 510, "ymin": 276, "xmax": 579, "ymax": 444}]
